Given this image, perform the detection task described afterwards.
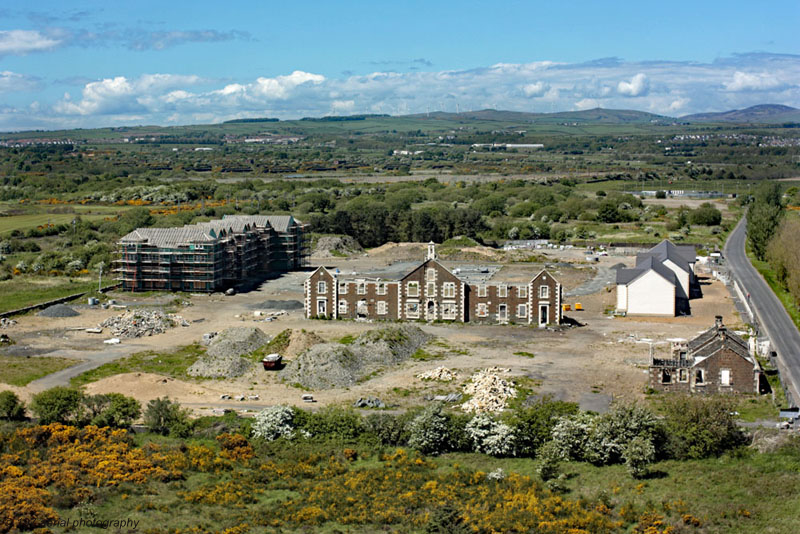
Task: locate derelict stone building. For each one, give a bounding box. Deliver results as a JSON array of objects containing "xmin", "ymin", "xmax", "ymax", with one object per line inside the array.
[
  {"xmin": 115, "ymin": 214, "xmax": 307, "ymax": 292},
  {"xmin": 305, "ymin": 243, "xmax": 562, "ymax": 326}
]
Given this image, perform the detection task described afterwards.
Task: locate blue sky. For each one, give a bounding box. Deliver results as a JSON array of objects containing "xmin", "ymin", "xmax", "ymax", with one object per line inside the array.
[{"xmin": 0, "ymin": 1, "xmax": 798, "ymax": 130}]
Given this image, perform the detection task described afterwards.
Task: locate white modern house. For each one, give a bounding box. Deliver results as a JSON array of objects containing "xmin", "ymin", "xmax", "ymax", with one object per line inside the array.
[{"xmin": 616, "ymin": 240, "xmax": 697, "ymax": 316}]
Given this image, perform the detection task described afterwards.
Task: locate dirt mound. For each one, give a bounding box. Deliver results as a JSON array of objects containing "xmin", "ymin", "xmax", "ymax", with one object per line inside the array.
[
  {"xmin": 187, "ymin": 327, "xmax": 268, "ymax": 378},
  {"xmin": 83, "ymin": 372, "xmax": 225, "ymax": 402},
  {"xmin": 285, "ymin": 329, "xmax": 324, "ymax": 358},
  {"xmin": 279, "ymin": 325, "xmax": 431, "ymax": 389},
  {"xmin": 312, "ymin": 235, "xmax": 364, "ymax": 258},
  {"xmin": 367, "ymin": 242, "xmax": 426, "ymax": 260},
  {"xmin": 38, "ymin": 304, "xmax": 79, "ymax": 318}
]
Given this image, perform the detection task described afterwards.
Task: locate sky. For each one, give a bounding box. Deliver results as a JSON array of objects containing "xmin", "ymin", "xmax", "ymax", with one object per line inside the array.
[{"xmin": 0, "ymin": 0, "xmax": 799, "ymax": 131}]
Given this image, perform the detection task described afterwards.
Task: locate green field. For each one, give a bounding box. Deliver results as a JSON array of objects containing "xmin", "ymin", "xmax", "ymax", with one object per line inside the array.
[
  {"xmin": 0, "ymin": 277, "xmax": 97, "ymax": 314},
  {"xmin": 0, "ymin": 355, "xmax": 77, "ymax": 386}
]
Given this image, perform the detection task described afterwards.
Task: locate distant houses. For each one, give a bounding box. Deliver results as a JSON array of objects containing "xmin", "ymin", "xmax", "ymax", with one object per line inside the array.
[{"xmin": 615, "ymin": 239, "xmax": 697, "ymax": 316}]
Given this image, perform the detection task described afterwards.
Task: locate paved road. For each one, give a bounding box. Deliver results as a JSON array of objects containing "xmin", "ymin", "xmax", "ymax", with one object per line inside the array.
[{"xmin": 725, "ymin": 217, "xmax": 800, "ymax": 406}]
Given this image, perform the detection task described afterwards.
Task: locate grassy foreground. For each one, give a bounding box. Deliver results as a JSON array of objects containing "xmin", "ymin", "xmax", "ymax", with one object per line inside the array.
[
  {"xmin": 0, "ymin": 277, "xmax": 97, "ymax": 314},
  {"xmin": 69, "ymin": 344, "xmax": 206, "ymax": 387},
  {"xmin": 0, "ymin": 356, "xmax": 77, "ymax": 386}
]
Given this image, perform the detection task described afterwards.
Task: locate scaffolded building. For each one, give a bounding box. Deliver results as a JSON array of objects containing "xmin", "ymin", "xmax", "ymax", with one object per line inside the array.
[{"xmin": 115, "ymin": 214, "xmax": 307, "ymax": 292}]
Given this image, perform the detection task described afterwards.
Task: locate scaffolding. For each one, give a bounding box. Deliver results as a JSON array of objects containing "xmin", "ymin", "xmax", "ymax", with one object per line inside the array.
[{"xmin": 114, "ymin": 215, "xmax": 308, "ymax": 292}]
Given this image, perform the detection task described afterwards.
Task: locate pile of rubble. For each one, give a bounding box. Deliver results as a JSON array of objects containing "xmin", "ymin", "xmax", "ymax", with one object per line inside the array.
[
  {"xmin": 38, "ymin": 304, "xmax": 79, "ymax": 318},
  {"xmin": 460, "ymin": 367, "xmax": 517, "ymax": 414},
  {"xmin": 100, "ymin": 310, "xmax": 189, "ymax": 338},
  {"xmin": 353, "ymin": 396, "xmax": 385, "ymax": 409},
  {"xmin": 416, "ymin": 366, "xmax": 459, "ymax": 381},
  {"xmin": 0, "ymin": 318, "xmax": 16, "ymax": 329},
  {"xmin": 188, "ymin": 327, "xmax": 268, "ymax": 379}
]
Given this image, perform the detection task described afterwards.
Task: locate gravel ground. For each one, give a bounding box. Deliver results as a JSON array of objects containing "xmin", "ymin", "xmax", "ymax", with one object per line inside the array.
[{"xmin": 38, "ymin": 304, "xmax": 79, "ymax": 318}]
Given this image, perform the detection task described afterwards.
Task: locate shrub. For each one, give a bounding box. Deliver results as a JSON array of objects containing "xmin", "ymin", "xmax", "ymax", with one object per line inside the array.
[
  {"xmin": 624, "ymin": 436, "xmax": 655, "ymax": 479},
  {"xmin": 689, "ymin": 203, "xmax": 722, "ymax": 226},
  {"xmin": 550, "ymin": 412, "xmax": 594, "ymax": 461},
  {"xmin": 510, "ymin": 398, "xmax": 579, "ymax": 457},
  {"xmin": 144, "ymin": 397, "xmax": 193, "ymax": 437},
  {"xmin": 408, "ymin": 405, "xmax": 451, "ymax": 455},
  {"xmin": 85, "ymin": 393, "xmax": 141, "ymax": 428},
  {"xmin": 465, "ymin": 414, "xmax": 517, "ymax": 456},
  {"xmin": 535, "ymin": 441, "xmax": 562, "ymax": 481},
  {"xmin": 298, "ymin": 406, "xmax": 364, "ymax": 441},
  {"xmin": 0, "ymin": 390, "xmax": 26, "ymax": 421},
  {"xmin": 585, "ymin": 403, "xmax": 660, "ymax": 465},
  {"xmin": 662, "ymin": 396, "xmax": 747, "ymax": 459},
  {"xmin": 366, "ymin": 412, "xmax": 410, "ymax": 446},
  {"xmin": 30, "ymin": 387, "xmax": 85, "ymax": 425},
  {"xmin": 251, "ymin": 405, "xmax": 299, "ymax": 441}
]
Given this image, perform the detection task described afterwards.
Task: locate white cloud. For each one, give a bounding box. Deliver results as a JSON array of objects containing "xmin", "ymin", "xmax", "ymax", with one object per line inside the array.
[
  {"xmin": 0, "ymin": 30, "xmax": 60, "ymax": 56},
  {"xmin": 0, "ymin": 71, "xmax": 40, "ymax": 93},
  {"xmin": 6, "ymin": 53, "xmax": 800, "ymax": 130},
  {"xmin": 617, "ymin": 73, "xmax": 649, "ymax": 96},
  {"xmin": 522, "ymin": 82, "xmax": 549, "ymax": 97},
  {"xmin": 724, "ymin": 71, "xmax": 782, "ymax": 92}
]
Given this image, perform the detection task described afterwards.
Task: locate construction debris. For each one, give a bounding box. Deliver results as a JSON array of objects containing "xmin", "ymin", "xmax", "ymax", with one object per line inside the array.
[
  {"xmin": 460, "ymin": 367, "xmax": 517, "ymax": 414},
  {"xmin": 0, "ymin": 333, "xmax": 13, "ymax": 345},
  {"xmin": 187, "ymin": 327, "xmax": 268, "ymax": 379},
  {"xmin": 100, "ymin": 310, "xmax": 188, "ymax": 338},
  {"xmin": 103, "ymin": 338, "xmax": 121, "ymax": 345},
  {"xmin": 0, "ymin": 318, "xmax": 16, "ymax": 329},
  {"xmin": 417, "ymin": 366, "xmax": 459, "ymax": 381},
  {"xmin": 353, "ymin": 396, "xmax": 385, "ymax": 409},
  {"xmin": 427, "ymin": 393, "xmax": 463, "ymax": 403},
  {"xmin": 38, "ymin": 304, "xmax": 79, "ymax": 318},
  {"xmin": 202, "ymin": 332, "xmax": 218, "ymax": 345}
]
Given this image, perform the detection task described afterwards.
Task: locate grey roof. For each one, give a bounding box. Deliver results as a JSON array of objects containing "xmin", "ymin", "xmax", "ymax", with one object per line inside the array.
[
  {"xmin": 119, "ymin": 226, "xmax": 217, "ymax": 247},
  {"xmin": 222, "ymin": 214, "xmax": 299, "ymax": 233},
  {"xmin": 616, "ymin": 256, "xmax": 677, "ymax": 286},
  {"xmin": 638, "ymin": 240, "xmax": 694, "ymax": 273}
]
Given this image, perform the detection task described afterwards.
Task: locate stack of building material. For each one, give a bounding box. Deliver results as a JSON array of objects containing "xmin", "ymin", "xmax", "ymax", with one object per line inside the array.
[
  {"xmin": 416, "ymin": 367, "xmax": 459, "ymax": 381},
  {"xmin": 0, "ymin": 318, "xmax": 16, "ymax": 328},
  {"xmin": 460, "ymin": 367, "xmax": 517, "ymax": 414},
  {"xmin": 100, "ymin": 310, "xmax": 189, "ymax": 338}
]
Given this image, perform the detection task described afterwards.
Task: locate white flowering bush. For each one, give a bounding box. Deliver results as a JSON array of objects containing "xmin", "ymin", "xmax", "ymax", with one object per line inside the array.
[
  {"xmin": 252, "ymin": 405, "xmax": 298, "ymax": 441},
  {"xmin": 623, "ymin": 436, "xmax": 656, "ymax": 479},
  {"xmin": 586, "ymin": 404, "xmax": 659, "ymax": 465},
  {"xmin": 408, "ymin": 405, "xmax": 451, "ymax": 455},
  {"xmin": 550, "ymin": 412, "xmax": 595, "ymax": 461},
  {"xmin": 465, "ymin": 413, "xmax": 517, "ymax": 456}
]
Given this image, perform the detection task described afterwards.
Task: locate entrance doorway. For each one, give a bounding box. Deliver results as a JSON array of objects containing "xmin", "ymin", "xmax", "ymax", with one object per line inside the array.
[{"xmin": 538, "ymin": 304, "xmax": 549, "ymax": 327}]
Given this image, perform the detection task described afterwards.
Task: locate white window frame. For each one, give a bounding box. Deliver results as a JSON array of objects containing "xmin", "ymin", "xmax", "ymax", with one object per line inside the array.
[
  {"xmin": 478, "ymin": 284, "xmax": 487, "ymax": 297},
  {"xmin": 426, "ymin": 281, "xmax": 436, "ymax": 297},
  {"xmin": 442, "ymin": 301, "xmax": 457, "ymax": 320},
  {"xmin": 338, "ymin": 281, "xmax": 348, "ymax": 294},
  {"xmin": 316, "ymin": 299, "xmax": 327, "ymax": 316},
  {"xmin": 377, "ymin": 301, "xmax": 388, "ymax": 315},
  {"xmin": 539, "ymin": 285, "xmax": 549, "ymax": 299},
  {"xmin": 317, "ymin": 281, "xmax": 327, "ymax": 294},
  {"xmin": 517, "ymin": 304, "xmax": 527, "ymax": 318},
  {"xmin": 720, "ymin": 368, "xmax": 731, "ymax": 386},
  {"xmin": 442, "ymin": 282, "xmax": 456, "ymax": 298},
  {"xmin": 407, "ymin": 281, "xmax": 419, "ymax": 297},
  {"xmin": 357, "ymin": 281, "xmax": 366, "ymax": 295},
  {"xmin": 377, "ymin": 282, "xmax": 387, "ymax": 296},
  {"xmin": 338, "ymin": 299, "xmax": 348, "ymax": 315},
  {"xmin": 476, "ymin": 303, "xmax": 488, "ymax": 317},
  {"xmin": 406, "ymin": 300, "xmax": 420, "ymax": 319},
  {"xmin": 498, "ymin": 284, "xmax": 507, "ymax": 298},
  {"xmin": 518, "ymin": 285, "xmax": 528, "ymax": 298},
  {"xmin": 426, "ymin": 268, "xmax": 437, "ymax": 281}
]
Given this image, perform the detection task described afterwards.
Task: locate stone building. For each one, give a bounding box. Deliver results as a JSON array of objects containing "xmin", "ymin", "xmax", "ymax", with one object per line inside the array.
[
  {"xmin": 649, "ymin": 316, "xmax": 764, "ymax": 394},
  {"xmin": 305, "ymin": 243, "xmax": 562, "ymax": 325}
]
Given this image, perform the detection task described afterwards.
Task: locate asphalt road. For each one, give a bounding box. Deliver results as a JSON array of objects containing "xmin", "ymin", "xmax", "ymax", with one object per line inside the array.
[{"xmin": 725, "ymin": 217, "xmax": 800, "ymax": 406}]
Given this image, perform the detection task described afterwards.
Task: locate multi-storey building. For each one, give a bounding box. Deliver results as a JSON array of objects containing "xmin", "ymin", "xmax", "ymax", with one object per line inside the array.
[
  {"xmin": 115, "ymin": 214, "xmax": 307, "ymax": 292},
  {"xmin": 305, "ymin": 243, "xmax": 562, "ymax": 326}
]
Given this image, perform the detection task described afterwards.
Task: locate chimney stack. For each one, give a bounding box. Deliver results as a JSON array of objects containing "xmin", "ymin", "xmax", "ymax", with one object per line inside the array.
[{"xmin": 715, "ymin": 315, "xmax": 723, "ymax": 328}]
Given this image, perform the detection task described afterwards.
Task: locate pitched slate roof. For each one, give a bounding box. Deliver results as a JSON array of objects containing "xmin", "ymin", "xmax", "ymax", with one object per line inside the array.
[
  {"xmin": 119, "ymin": 226, "xmax": 217, "ymax": 247},
  {"xmin": 637, "ymin": 240, "xmax": 694, "ymax": 273},
  {"xmin": 616, "ymin": 255, "xmax": 677, "ymax": 286},
  {"xmin": 222, "ymin": 214, "xmax": 299, "ymax": 233}
]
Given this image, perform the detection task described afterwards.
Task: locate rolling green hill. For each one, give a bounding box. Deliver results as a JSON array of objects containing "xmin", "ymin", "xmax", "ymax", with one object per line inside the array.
[{"xmin": 681, "ymin": 104, "xmax": 800, "ymax": 124}]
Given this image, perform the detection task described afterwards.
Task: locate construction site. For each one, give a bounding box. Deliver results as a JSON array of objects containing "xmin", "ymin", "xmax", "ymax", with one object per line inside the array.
[{"xmin": 114, "ymin": 214, "xmax": 308, "ymax": 293}]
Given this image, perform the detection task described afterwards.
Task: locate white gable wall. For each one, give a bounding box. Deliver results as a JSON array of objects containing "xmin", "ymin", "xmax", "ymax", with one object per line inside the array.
[
  {"xmin": 662, "ymin": 259, "xmax": 690, "ymax": 299},
  {"xmin": 616, "ymin": 284, "xmax": 628, "ymax": 312},
  {"xmin": 626, "ymin": 270, "xmax": 676, "ymax": 316}
]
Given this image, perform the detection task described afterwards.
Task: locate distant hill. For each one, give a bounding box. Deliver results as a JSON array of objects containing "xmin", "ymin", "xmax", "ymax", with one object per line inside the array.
[
  {"xmin": 407, "ymin": 108, "xmax": 674, "ymax": 124},
  {"xmin": 681, "ymin": 104, "xmax": 800, "ymax": 124}
]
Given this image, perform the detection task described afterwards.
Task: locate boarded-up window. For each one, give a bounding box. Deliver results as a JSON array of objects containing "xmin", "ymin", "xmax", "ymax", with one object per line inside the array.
[
  {"xmin": 720, "ymin": 369, "xmax": 731, "ymax": 386},
  {"xmin": 377, "ymin": 301, "xmax": 388, "ymax": 315}
]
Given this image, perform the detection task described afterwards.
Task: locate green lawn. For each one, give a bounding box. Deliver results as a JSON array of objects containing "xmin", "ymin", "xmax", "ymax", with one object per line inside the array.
[
  {"xmin": 0, "ymin": 277, "xmax": 97, "ymax": 314},
  {"xmin": 0, "ymin": 355, "xmax": 78, "ymax": 386},
  {"xmin": 70, "ymin": 344, "xmax": 206, "ymax": 387}
]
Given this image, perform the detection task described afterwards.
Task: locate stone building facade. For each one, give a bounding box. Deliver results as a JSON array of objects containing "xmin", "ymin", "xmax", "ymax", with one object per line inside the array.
[
  {"xmin": 649, "ymin": 316, "xmax": 764, "ymax": 394},
  {"xmin": 305, "ymin": 243, "xmax": 561, "ymax": 326}
]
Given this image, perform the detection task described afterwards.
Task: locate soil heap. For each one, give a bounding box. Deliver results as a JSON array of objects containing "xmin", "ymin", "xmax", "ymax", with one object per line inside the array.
[
  {"xmin": 187, "ymin": 327, "xmax": 268, "ymax": 379},
  {"xmin": 279, "ymin": 325, "xmax": 431, "ymax": 389}
]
